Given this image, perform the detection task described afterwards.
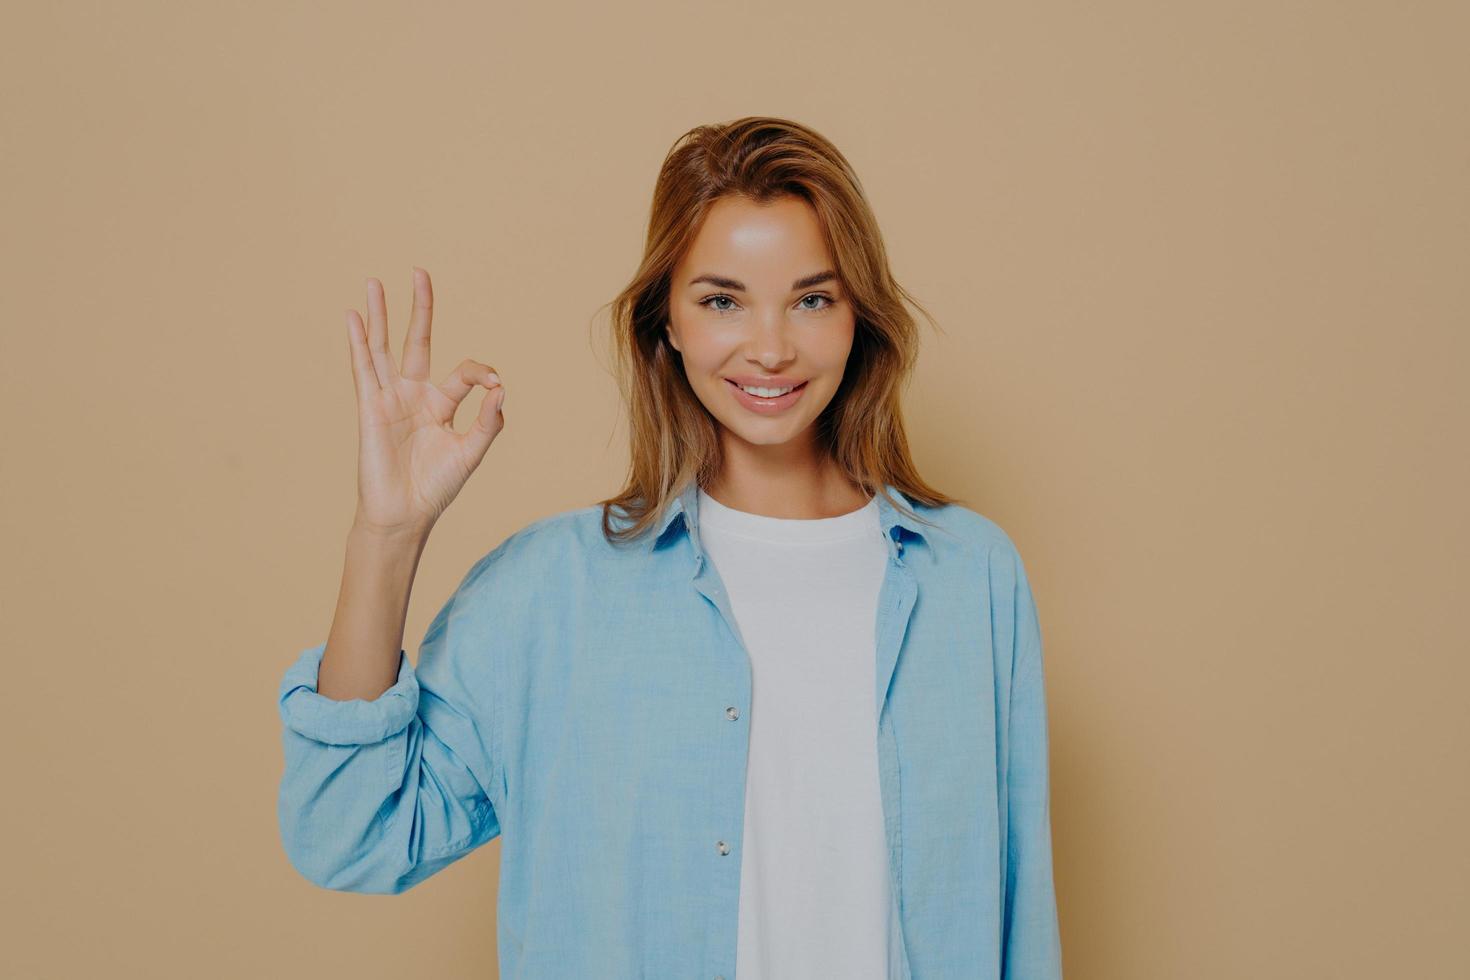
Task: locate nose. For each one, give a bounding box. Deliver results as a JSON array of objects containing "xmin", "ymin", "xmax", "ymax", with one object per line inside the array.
[{"xmin": 745, "ymin": 309, "xmax": 797, "ymax": 370}]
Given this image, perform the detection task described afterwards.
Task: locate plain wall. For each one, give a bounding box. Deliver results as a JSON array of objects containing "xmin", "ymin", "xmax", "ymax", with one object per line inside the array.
[{"xmin": 1, "ymin": 1, "xmax": 1465, "ymax": 977}]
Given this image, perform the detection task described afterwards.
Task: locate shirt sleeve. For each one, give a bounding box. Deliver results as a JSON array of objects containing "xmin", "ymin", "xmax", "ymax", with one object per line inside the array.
[
  {"xmin": 276, "ymin": 550, "xmax": 508, "ymax": 894},
  {"xmin": 997, "ymin": 542, "xmax": 1065, "ymax": 979}
]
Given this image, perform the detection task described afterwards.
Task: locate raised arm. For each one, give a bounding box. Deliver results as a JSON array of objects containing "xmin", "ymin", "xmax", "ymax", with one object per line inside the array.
[{"xmin": 275, "ymin": 267, "xmax": 511, "ymax": 893}]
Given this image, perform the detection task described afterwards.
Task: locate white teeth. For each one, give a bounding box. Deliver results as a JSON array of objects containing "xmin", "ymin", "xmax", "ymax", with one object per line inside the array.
[{"xmin": 738, "ymin": 383, "xmax": 796, "ymax": 398}]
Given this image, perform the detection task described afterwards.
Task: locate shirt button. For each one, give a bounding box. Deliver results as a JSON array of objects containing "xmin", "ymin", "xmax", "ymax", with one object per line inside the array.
[
  {"xmin": 725, "ymin": 706, "xmax": 739, "ymax": 721},
  {"xmin": 716, "ymin": 840, "xmax": 730, "ymax": 856}
]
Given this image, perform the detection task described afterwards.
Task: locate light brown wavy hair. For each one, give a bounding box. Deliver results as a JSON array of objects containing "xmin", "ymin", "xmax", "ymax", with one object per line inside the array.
[{"xmin": 597, "ymin": 115, "xmax": 960, "ymax": 546}]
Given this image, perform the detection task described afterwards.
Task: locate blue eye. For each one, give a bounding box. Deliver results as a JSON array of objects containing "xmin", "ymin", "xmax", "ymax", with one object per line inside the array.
[{"xmin": 699, "ymin": 294, "xmax": 738, "ymax": 314}]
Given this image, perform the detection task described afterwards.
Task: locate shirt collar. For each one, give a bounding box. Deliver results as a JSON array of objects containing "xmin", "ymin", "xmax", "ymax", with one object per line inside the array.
[{"xmin": 650, "ymin": 479, "xmax": 929, "ymax": 559}]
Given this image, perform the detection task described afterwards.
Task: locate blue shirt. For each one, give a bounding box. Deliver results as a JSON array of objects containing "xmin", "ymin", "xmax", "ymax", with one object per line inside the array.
[{"xmin": 277, "ymin": 482, "xmax": 1064, "ymax": 979}]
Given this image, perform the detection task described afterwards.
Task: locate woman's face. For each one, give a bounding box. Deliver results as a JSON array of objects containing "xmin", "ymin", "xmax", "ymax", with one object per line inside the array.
[{"xmin": 666, "ymin": 193, "xmax": 856, "ymax": 453}]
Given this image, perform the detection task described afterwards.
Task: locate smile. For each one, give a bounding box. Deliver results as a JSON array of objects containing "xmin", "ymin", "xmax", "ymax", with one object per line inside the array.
[{"xmin": 725, "ymin": 378, "xmax": 808, "ymax": 414}]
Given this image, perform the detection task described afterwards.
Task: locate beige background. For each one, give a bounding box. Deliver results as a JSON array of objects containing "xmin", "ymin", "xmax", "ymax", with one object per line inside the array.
[{"xmin": 2, "ymin": 1, "xmax": 1465, "ymax": 977}]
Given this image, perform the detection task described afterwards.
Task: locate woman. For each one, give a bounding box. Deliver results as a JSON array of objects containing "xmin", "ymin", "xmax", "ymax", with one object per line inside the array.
[{"xmin": 277, "ymin": 116, "xmax": 1063, "ymax": 979}]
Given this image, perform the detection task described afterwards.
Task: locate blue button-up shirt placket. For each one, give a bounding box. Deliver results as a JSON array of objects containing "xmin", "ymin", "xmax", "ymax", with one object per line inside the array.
[
  {"xmin": 875, "ymin": 520, "xmax": 919, "ymax": 980},
  {"xmin": 685, "ymin": 519, "xmax": 753, "ymax": 980}
]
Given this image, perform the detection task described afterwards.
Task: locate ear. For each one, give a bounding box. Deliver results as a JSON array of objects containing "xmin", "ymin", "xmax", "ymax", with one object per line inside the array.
[{"xmin": 665, "ymin": 322, "xmax": 681, "ymax": 353}]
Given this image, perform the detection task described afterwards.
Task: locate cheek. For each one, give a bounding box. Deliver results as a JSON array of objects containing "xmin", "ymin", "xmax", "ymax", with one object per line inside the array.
[
  {"xmin": 674, "ymin": 331, "xmax": 731, "ymax": 375},
  {"xmin": 810, "ymin": 329, "xmax": 857, "ymax": 376}
]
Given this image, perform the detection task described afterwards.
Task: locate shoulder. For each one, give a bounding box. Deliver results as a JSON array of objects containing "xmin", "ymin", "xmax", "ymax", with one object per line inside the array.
[
  {"xmin": 453, "ymin": 502, "xmax": 610, "ymax": 593},
  {"xmin": 913, "ymin": 501, "xmax": 1043, "ymax": 649},
  {"xmin": 908, "ymin": 496, "xmax": 1027, "ymax": 569}
]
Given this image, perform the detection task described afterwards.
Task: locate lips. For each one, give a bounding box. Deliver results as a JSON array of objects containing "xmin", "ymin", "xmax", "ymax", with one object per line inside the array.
[
  {"xmin": 726, "ymin": 378, "xmax": 808, "ymax": 414},
  {"xmin": 726, "ymin": 379, "xmax": 806, "ymax": 396},
  {"xmin": 724, "ymin": 375, "xmax": 807, "ymax": 389}
]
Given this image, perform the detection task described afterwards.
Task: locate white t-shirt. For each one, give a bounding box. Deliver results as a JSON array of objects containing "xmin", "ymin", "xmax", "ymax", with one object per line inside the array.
[{"xmin": 695, "ymin": 487, "xmax": 892, "ymax": 979}]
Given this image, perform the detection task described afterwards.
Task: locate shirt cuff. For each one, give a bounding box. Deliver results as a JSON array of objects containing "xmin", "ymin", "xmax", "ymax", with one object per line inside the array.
[{"xmin": 278, "ymin": 641, "xmax": 419, "ymax": 745}]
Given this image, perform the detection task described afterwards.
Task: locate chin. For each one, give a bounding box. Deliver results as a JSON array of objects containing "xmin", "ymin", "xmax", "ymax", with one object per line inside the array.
[
  {"xmin": 717, "ymin": 418, "xmax": 807, "ymax": 447},
  {"xmin": 736, "ymin": 431, "xmax": 797, "ymax": 447}
]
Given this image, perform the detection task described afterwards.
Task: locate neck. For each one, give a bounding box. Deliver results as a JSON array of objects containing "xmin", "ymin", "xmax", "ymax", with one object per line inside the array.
[{"xmin": 705, "ymin": 452, "xmax": 869, "ymax": 520}]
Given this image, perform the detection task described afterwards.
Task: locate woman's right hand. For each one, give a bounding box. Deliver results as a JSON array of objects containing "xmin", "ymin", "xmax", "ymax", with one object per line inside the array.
[{"xmin": 345, "ymin": 267, "xmax": 506, "ymax": 537}]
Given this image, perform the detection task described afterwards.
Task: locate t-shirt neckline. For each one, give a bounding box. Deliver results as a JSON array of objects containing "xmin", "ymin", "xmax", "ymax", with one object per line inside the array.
[{"xmin": 695, "ymin": 487, "xmax": 880, "ymax": 544}]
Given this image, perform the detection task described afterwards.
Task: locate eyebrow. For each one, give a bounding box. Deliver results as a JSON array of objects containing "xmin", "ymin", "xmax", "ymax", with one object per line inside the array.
[{"xmin": 687, "ymin": 270, "xmax": 838, "ymax": 292}]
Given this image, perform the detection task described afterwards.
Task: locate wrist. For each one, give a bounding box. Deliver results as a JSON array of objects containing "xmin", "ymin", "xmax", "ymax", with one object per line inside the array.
[{"xmin": 350, "ymin": 514, "xmax": 434, "ymax": 547}]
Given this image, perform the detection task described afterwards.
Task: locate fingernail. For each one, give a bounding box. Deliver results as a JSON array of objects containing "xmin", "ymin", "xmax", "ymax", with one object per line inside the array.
[{"xmin": 487, "ymin": 372, "xmax": 501, "ymax": 385}]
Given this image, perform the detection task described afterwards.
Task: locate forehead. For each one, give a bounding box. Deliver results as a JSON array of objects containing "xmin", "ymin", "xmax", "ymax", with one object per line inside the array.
[{"xmin": 676, "ymin": 195, "xmax": 833, "ymax": 281}]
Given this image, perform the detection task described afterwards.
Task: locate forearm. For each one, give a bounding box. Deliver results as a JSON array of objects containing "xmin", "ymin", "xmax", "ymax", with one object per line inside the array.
[{"xmin": 317, "ymin": 519, "xmax": 431, "ymax": 701}]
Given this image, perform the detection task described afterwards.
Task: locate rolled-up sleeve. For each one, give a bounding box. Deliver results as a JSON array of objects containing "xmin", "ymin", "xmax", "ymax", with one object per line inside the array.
[
  {"xmin": 999, "ymin": 544, "xmax": 1064, "ymax": 979},
  {"xmin": 276, "ymin": 551, "xmax": 508, "ymax": 895},
  {"xmin": 278, "ymin": 643, "xmax": 419, "ymax": 745}
]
